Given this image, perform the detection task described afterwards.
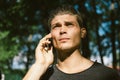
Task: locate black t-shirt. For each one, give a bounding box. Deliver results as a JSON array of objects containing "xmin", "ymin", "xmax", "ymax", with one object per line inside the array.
[{"xmin": 41, "ymin": 62, "xmax": 120, "ymax": 80}]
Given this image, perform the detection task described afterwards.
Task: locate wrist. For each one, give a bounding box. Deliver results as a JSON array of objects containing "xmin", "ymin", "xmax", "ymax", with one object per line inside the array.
[
  {"xmin": 34, "ymin": 62, "xmax": 50, "ymax": 70},
  {"xmin": 23, "ymin": 63, "xmax": 48, "ymax": 80}
]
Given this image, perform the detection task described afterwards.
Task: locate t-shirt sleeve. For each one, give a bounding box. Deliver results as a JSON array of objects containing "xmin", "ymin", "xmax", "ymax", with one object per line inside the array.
[
  {"xmin": 40, "ymin": 66, "xmax": 54, "ymax": 80},
  {"xmin": 95, "ymin": 62, "xmax": 120, "ymax": 80}
]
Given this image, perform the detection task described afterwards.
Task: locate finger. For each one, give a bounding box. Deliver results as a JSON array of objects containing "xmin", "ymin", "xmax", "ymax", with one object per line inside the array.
[
  {"xmin": 42, "ymin": 33, "xmax": 52, "ymax": 41},
  {"xmin": 39, "ymin": 40, "xmax": 52, "ymax": 53},
  {"xmin": 40, "ymin": 33, "xmax": 52, "ymax": 47},
  {"xmin": 44, "ymin": 39, "xmax": 53, "ymax": 51},
  {"xmin": 45, "ymin": 33, "xmax": 52, "ymax": 39},
  {"xmin": 36, "ymin": 33, "xmax": 52, "ymax": 53}
]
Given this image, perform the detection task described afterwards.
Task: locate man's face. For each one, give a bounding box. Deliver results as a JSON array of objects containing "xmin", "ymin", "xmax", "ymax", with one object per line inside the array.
[{"xmin": 50, "ymin": 14, "xmax": 82, "ymax": 51}]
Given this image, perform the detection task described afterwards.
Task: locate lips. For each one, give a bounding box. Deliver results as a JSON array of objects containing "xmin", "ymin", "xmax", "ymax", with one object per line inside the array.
[{"xmin": 59, "ymin": 38, "xmax": 70, "ymax": 42}]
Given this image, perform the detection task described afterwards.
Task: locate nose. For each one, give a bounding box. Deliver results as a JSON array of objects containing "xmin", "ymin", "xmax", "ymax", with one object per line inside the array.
[{"xmin": 60, "ymin": 26, "xmax": 67, "ymax": 35}]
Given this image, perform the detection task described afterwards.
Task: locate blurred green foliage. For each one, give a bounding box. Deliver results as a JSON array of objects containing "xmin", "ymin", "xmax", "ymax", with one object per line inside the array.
[{"xmin": 0, "ymin": 0, "xmax": 120, "ymax": 80}]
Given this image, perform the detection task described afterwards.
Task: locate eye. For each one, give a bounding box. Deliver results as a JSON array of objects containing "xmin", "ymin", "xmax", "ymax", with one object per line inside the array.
[
  {"xmin": 65, "ymin": 22, "xmax": 73, "ymax": 27},
  {"xmin": 51, "ymin": 23, "xmax": 61, "ymax": 29},
  {"xmin": 52, "ymin": 26, "xmax": 57, "ymax": 29}
]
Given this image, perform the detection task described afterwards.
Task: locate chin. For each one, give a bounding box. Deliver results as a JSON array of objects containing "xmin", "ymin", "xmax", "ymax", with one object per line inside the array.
[
  {"xmin": 55, "ymin": 42, "xmax": 77, "ymax": 50},
  {"xmin": 57, "ymin": 45, "xmax": 74, "ymax": 51}
]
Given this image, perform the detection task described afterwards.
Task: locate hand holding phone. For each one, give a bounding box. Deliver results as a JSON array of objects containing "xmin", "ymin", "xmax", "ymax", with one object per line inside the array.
[
  {"xmin": 23, "ymin": 33, "xmax": 54, "ymax": 80},
  {"xmin": 35, "ymin": 33, "xmax": 54, "ymax": 66},
  {"xmin": 44, "ymin": 38, "xmax": 53, "ymax": 51}
]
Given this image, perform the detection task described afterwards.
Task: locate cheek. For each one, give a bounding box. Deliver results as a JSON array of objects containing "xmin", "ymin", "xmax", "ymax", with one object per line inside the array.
[
  {"xmin": 51, "ymin": 31, "xmax": 59, "ymax": 46},
  {"xmin": 71, "ymin": 30, "xmax": 81, "ymax": 45},
  {"xmin": 51, "ymin": 30, "xmax": 58, "ymax": 40},
  {"xmin": 70, "ymin": 27, "xmax": 81, "ymax": 37}
]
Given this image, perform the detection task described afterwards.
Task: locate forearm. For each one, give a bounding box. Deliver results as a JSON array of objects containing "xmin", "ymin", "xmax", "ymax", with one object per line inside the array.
[{"xmin": 23, "ymin": 63, "xmax": 49, "ymax": 80}]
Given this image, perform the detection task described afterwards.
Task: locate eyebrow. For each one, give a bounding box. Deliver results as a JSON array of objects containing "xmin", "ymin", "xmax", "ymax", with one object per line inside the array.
[
  {"xmin": 52, "ymin": 20, "xmax": 74, "ymax": 25},
  {"xmin": 51, "ymin": 22, "xmax": 60, "ymax": 27},
  {"xmin": 65, "ymin": 21, "xmax": 73, "ymax": 25}
]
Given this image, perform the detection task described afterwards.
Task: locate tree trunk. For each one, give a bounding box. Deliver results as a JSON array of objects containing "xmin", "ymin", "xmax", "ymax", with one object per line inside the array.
[
  {"xmin": 110, "ymin": 1, "xmax": 117, "ymax": 69},
  {"xmin": 92, "ymin": 0, "xmax": 104, "ymax": 64}
]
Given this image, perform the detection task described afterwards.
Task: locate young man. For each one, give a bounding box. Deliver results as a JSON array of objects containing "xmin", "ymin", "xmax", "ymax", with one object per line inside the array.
[{"xmin": 23, "ymin": 5, "xmax": 120, "ymax": 80}]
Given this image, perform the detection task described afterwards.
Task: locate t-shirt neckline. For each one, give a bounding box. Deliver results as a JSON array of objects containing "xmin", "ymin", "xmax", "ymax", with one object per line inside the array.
[{"xmin": 54, "ymin": 61, "xmax": 98, "ymax": 75}]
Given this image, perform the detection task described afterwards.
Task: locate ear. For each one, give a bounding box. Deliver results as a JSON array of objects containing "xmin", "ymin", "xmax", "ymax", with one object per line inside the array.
[{"xmin": 81, "ymin": 27, "xmax": 87, "ymax": 38}]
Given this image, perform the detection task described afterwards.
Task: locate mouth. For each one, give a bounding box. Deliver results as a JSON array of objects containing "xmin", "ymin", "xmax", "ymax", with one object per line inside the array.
[{"xmin": 59, "ymin": 38, "xmax": 70, "ymax": 42}]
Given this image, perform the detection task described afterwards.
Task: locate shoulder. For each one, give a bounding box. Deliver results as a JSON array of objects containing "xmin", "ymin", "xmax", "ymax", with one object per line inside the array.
[
  {"xmin": 92, "ymin": 62, "xmax": 120, "ymax": 80},
  {"xmin": 93, "ymin": 62, "xmax": 117, "ymax": 72}
]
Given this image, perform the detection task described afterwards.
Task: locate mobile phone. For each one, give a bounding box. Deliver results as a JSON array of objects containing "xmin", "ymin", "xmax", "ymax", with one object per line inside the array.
[
  {"xmin": 45, "ymin": 38, "xmax": 53, "ymax": 50},
  {"xmin": 49, "ymin": 38, "xmax": 53, "ymax": 47}
]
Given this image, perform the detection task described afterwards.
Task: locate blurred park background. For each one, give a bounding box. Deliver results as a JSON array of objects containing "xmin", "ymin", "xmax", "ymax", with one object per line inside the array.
[{"xmin": 0, "ymin": 0, "xmax": 120, "ymax": 80}]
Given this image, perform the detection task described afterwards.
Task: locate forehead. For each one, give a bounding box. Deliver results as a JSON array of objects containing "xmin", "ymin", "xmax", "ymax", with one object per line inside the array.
[{"xmin": 51, "ymin": 14, "xmax": 77, "ymax": 24}]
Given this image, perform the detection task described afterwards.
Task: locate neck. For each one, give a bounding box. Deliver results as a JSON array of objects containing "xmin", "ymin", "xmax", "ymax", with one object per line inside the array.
[
  {"xmin": 56, "ymin": 49, "xmax": 93, "ymax": 74},
  {"xmin": 57, "ymin": 49, "xmax": 81, "ymax": 61}
]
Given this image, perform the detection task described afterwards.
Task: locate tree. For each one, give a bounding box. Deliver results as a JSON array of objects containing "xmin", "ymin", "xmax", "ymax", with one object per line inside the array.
[{"xmin": 0, "ymin": 0, "xmax": 120, "ymax": 79}]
